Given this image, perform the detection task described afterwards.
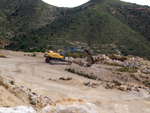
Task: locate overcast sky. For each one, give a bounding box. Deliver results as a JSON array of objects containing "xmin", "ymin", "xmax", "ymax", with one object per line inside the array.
[
  {"xmin": 120, "ymin": 0, "xmax": 150, "ymax": 6},
  {"xmin": 42, "ymin": 0, "xmax": 90, "ymax": 8},
  {"xmin": 42, "ymin": 0, "xmax": 150, "ymax": 8}
]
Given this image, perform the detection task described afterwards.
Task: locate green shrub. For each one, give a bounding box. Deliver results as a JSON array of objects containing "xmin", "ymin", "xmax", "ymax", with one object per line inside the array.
[
  {"xmin": 32, "ymin": 53, "xmax": 36, "ymax": 57},
  {"xmin": 112, "ymin": 80, "xmax": 121, "ymax": 86},
  {"xmin": 10, "ymin": 80, "xmax": 15, "ymax": 85},
  {"xmin": 118, "ymin": 67, "xmax": 137, "ymax": 73},
  {"xmin": 84, "ymin": 82, "xmax": 90, "ymax": 86},
  {"xmin": 67, "ymin": 77, "xmax": 72, "ymax": 80},
  {"xmin": 49, "ymin": 46, "xmax": 52, "ymax": 50},
  {"xmin": 118, "ymin": 67, "xmax": 129, "ymax": 72},
  {"xmin": 59, "ymin": 77, "xmax": 73, "ymax": 81},
  {"xmin": 20, "ymin": 44, "xmax": 27, "ymax": 49},
  {"xmin": 59, "ymin": 77, "xmax": 66, "ymax": 80},
  {"xmin": 30, "ymin": 101, "xmax": 35, "ymax": 105},
  {"xmin": 0, "ymin": 46, "xmax": 3, "ymax": 49},
  {"xmin": 66, "ymin": 68, "xmax": 75, "ymax": 73},
  {"xmin": 28, "ymin": 95, "xmax": 33, "ymax": 101}
]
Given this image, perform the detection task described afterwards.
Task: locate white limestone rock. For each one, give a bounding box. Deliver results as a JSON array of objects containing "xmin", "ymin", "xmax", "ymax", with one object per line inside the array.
[
  {"xmin": 42, "ymin": 98, "xmax": 99, "ymax": 113},
  {"xmin": 0, "ymin": 106, "xmax": 36, "ymax": 113}
]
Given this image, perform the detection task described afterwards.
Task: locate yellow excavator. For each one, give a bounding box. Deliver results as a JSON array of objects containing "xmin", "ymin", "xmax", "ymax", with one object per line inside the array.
[
  {"xmin": 44, "ymin": 46, "xmax": 94, "ymax": 67},
  {"xmin": 0, "ymin": 54, "xmax": 6, "ymax": 58}
]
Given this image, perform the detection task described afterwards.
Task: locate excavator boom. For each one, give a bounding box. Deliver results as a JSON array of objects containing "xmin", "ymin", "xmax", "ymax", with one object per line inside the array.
[{"xmin": 61, "ymin": 46, "xmax": 94, "ymax": 64}]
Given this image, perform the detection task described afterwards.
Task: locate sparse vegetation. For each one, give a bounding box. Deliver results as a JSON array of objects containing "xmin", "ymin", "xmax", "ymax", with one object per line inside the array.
[
  {"xmin": 66, "ymin": 68, "xmax": 75, "ymax": 73},
  {"xmin": 28, "ymin": 94, "xmax": 35, "ymax": 105},
  {"xmin": 59, "ymin": 77, "xmax": 73, "ymax": 81},
  {"xmin": 10, "ymin": 80, "xmax": 15, "ymax": 85},
  {"xmin": 32, "ymin": 53, "xmax": 36, "ymax": 57},
  {"xmin": 112, "ymin": 80, "xmax": 122, "ymax": 86},
  {"xmin": 28, "ymin": 95, "xmax": 33, "ymax": 101},
  {"xmin": 118, "ymin": 67, "xmax": 129, "ymax": 72},
  {"xmin": 30, "ymin": 101, "xmax": 35, "ymax": 105},
  {"xmin": 98, "ymin": 78, "xmax": 101, "ymax": 81},
  {"xmin": 118, "ymin": 67, "xmax": 137, "ymax": 73},
  {"xmin": 107, "ymin": 62, "xmax": 123, "ymax": 67},
  {"xmin": 1, "ymin": 0, "xmax": 150, "ymax": 60},
  {"xmin": 67, "ymin": 77, "xmax": 73, "ymax": 81},
  {"xmin": 66, "ymin": 52, "xmax": 87, "ymax": 58}
]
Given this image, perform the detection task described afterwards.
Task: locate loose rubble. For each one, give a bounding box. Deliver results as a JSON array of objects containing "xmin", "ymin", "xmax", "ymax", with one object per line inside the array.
[
  {"xmin": 66, "ymin": 54, "xmax": 150, "ymax": 94},
  {"xmin": 0, "ymin": 76, "xmax": 52, "ymax": 109},
  {"xmin": 17, "ymin": 86, "xmax": 52, "ymax": 108}
]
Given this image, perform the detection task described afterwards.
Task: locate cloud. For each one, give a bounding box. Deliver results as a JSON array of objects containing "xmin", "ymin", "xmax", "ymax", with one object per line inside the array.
[{"xmin": 120, "ymin": 0, "xmax": 150, "ymax": 6}]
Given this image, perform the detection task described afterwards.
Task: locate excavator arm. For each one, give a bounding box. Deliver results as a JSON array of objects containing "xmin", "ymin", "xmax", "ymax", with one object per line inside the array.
[{"xmin": 61, "ymin": 46, "xmax": 94, "ymax": 64}]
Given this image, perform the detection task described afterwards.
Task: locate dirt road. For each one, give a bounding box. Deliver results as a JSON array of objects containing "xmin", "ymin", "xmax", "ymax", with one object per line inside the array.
[{"xmin": 0, "ymin": 50, "xmax": 150, "ymax": 113}]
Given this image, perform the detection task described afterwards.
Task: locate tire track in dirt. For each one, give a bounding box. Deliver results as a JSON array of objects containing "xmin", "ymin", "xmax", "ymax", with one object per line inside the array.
[
  {"xmin": 13, "ymin": 62, "xmax": 22, "ymax": 74},
  {"xmin": 29, "ymin": 64, "xmax": 36, "ymax": 76}
]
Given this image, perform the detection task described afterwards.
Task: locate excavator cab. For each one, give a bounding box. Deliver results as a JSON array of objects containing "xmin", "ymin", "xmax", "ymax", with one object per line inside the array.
[{"xmin": 57, "ymin": 49, "xmax": 63, "ymax": 56}]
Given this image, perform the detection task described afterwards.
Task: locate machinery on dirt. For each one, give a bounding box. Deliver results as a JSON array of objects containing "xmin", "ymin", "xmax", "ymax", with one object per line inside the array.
[
  {"xmin": 0, "ymin": 54, "xmax": 6, "ymax": 58},
  {"xmin": 44, "ymin": 46, "xmax": 94, "ymax": 67}
]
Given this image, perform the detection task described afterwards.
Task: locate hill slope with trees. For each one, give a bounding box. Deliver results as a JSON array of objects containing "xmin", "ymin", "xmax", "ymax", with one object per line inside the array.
[{"xmin": 0, "ymin": 0, "xmax": 150, "ymax": 59}]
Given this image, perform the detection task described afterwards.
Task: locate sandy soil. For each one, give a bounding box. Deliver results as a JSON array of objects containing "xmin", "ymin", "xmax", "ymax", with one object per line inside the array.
[{"xmin": 0, "ymin": 50, "xmax": 150, "ymax": 113}]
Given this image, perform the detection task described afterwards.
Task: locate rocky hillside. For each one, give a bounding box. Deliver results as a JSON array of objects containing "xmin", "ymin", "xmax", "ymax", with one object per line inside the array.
[{"xmin": 1, "ymin": 0, "xmax": 150, "ymax": 59}]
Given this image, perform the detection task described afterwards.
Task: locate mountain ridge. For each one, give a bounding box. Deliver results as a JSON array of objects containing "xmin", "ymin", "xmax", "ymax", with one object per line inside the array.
[{"xmin": 0, "ymin": 0, "xmax": 150, "ymax": 59}]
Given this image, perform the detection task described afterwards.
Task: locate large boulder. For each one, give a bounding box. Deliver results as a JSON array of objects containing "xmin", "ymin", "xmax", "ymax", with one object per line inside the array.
[
  {"xmin": 0, "ymin": 106, "xmax": 36, "ymax": 113},
  {"xmin": 42, "ymin": 98, "xmax": 99, "ymax": 113},
  {"xmin": 117, "ymin": 85, "xmax": 127, "ymax": 91}
]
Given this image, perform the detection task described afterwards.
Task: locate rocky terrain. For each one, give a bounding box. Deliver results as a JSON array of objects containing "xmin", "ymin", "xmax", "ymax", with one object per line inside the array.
[{"xmin": 0, "ymin": 50, "xmax": 150, "ymax": 113}]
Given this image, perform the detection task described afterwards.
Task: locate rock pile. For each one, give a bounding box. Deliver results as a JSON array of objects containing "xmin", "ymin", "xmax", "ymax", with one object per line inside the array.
[
  {"xmin": 0, "ymin": 77, "xmax": 100, "ymax": 113},
  {"xmin": 73, "ymin": 58, "xmax": 92, "ymax": 67},
  {"xmin": 15, "ymin": 86, "xmax": 52, "ymax": 108},
  {"xmin": 117, "ymin": 82, "xmax": 149, "ymax": 91},
  {"xmin": 84, "ymin": 82, "xmax": 100, "ymax": 88},
  {"xmin": 0, "ymin": 100, "xmax": 100, "ymax": 113},
  {"xmin": 102, "ymin": 80, "xmax": 149, "ymax": 93},
  {"xmin": 0, "ymin": 77, "xmax": 52, "ymax": 109}
]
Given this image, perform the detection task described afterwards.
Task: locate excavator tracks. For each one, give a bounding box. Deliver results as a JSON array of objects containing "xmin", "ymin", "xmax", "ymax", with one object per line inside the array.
[{"xmin": 49, "ymin": 59, "xmax": 72, "ymax": 65}]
